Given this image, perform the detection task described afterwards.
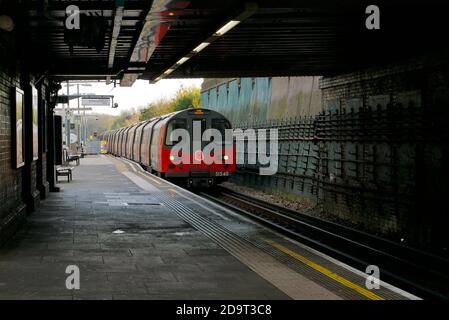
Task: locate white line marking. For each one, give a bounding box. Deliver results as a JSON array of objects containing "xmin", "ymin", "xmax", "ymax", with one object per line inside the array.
[
  {"xmin": 168, "ymin": 188, "xmax": 231, "ymax": 221},
  {"xmin": 281, "ymin": 235, "xmax": 421, "ymax": 300},
  {"xmin": 110, "ymin": 156, "xmax": 418, "ymax": 299},
  {"xmin": 121, "ymin": 171, "xmax": 161, "ymax": 193}
]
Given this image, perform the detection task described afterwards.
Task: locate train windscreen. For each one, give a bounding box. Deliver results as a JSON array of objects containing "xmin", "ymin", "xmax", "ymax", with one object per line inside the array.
[
  {"xmin": 165, "ymin": 119, "xmax": 187, "ymax": 146},
  {"xmin": 212, "ymin": 119, "xmax": 231, "ymax": 136}
]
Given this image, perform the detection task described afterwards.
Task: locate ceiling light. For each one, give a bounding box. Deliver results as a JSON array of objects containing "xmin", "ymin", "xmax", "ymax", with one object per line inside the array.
[
  {"xmin": 163, "ymin": 68, "xmax": 175, "ymax": 75},
  {"xmin": 176, "ymin": 57, "xmax": 190, "ymax": 65},
  {"xmin": 153, "ymin": 3, "xmax": 258, "ymax": 83},
  {"xmin": 214, "ymin": 20, "xmax": 240, "ymax": 36},
  {"xmin": 192, "ymin": 42, "xmax": 210, "ymax": 53}
]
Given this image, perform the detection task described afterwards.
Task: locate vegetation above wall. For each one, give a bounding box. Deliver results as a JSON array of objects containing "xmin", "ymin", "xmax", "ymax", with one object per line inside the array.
[
  {"xmin": 139, "ymin": 87, "xmax": 200, "ymax": 121},
  {"xmin": 89, "ymin": 86, "xmax": 200, "ymax": 133}
]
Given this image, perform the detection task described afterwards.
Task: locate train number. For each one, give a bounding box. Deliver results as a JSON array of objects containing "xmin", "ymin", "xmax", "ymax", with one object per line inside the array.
[{"xmin": 215, "ymin": 172, "xmax": 229, "ymax": 177}]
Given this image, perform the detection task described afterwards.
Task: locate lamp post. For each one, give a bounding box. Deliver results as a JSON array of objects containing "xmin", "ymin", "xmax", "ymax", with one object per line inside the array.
[
  {"xmin": 62, "ymin": 82, "xmax": 92, "ymax": 151},
  {"xmin": 66, "ymin": 81, "xmax": 70, "ymax": 150}
]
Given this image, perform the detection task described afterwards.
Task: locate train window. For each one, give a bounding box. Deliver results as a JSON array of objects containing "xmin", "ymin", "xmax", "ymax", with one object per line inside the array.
[
  {"xmin": 212, "ymin": 119, "xmax": 231, "ymax": 137},
  {"xmin": 193, "ymin": 119, "xmax": 207, "ymax": 137},
  {"xmin": 165, "ymin": 119, "xmax": 187, "ymax": 146}
]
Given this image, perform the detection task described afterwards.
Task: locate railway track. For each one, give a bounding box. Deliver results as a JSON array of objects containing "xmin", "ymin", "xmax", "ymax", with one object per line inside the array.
[{"xmin": 199, "ymin": 186, "xmax": 449, "ymax": 300}]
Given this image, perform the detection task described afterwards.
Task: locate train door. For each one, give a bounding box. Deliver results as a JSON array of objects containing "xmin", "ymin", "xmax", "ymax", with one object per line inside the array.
[
  {"xmin": 149, "ymin": 118, "xmax": 163, "ymax": 170},
  {"xmin": 133, "ymin": 122, "xmax": 145, "ymax": 162},
  {"xmin": 187, "ymin": 111, "xmax": 210, "ymax": 173},
  {"xmin": 140, "ymin": 120, "xmax": 153, "ymax": 167},
  {"xmin": 191, "ymin": 119, "xmax": 207, "ymax": 166}
]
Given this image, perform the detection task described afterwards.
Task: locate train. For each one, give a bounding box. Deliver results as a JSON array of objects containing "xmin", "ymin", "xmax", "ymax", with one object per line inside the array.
[{"xmin": 101, "ymin": 108, "xmax": 236, "ymax": 187}]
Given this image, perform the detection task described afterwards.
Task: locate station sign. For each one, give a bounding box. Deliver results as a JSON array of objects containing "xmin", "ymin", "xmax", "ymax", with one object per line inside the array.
[
  {"xmin": 54, "ymin": 108, "xmax": 93, "ymax": 112},
  {"xmin": 82, "ymin": 97, "xmax": 111, "ymax": 106}
]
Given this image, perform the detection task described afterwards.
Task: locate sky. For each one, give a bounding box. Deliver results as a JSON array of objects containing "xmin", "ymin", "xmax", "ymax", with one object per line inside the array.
[{"xmin": 59, "ymin": 78, "xmax": 204, "ymax": 116}]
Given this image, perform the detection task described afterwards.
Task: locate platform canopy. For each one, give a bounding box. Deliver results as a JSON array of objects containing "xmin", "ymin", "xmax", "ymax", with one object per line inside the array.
[{"xmin": 8, "ymin": 0, "xmax": 449, "ymax": 85}]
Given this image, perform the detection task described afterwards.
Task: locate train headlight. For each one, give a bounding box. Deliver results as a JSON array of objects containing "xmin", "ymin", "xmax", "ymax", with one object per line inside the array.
[
  {"xmin": 169, "ymin": 155, "xmax": 175, "ymax": 161},
  {"xmin": 223, "ymin": 155, "xmax": 229, "ymax": 161}
]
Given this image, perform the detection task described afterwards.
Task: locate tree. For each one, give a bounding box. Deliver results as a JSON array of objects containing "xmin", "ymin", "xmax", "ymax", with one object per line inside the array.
[
  {"xmin": 86, "ymin": 86, "xmax": 202, "ymax": 133},
  {"xmin": 111, "ymin": 109, "xmax": 139, "ymax": 129},
  {"xmin": 139, "ymin": 86, "xmax": 201, "ymax": 121},
  {"xmin": 139, "ymin": 98, "xmax": 171, "ymax": 120},
  {"xmin": 171, "ymin": 87, "xmax": 201, "ymax": 111}
]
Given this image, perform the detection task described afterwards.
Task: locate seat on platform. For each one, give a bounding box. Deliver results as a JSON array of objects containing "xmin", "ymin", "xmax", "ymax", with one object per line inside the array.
[
  {"xmin": 56, "ymin": 166, "xmax": 74, "ymax": 183},
  {"xmin": 66, "ymin": 154, "xmax": 80, "ymax": 166}
]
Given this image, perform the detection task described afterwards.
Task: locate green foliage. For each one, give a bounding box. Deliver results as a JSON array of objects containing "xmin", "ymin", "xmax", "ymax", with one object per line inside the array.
[
  {"xmin": 85, "ymin": 113, "xmax": 116, "ymax": 135},
  {"xmin": 111, "ymin": 109, "xmax": 139, "ymax": 129},
  {"xmin": 171, "ymin": 87, "xmax": 201, "ymax": 111},
  {"xmin": 139, "ymin": 86, "xmax": 200, "ymax": 121},
  {"xmin": 89, "ymin": 86, "xmax": 201, "ymax": 133},
  {"xmin": 138, "ymin": 98, "xmax": 171, "ymax": 121}
]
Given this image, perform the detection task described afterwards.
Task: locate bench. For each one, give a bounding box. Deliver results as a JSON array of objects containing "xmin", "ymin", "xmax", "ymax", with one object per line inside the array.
[
  {"xmin": 63, "ymin": 148, "xmax": 81, "ymax": 166},
  {"xmin": 56, "ymin": 167, "xmax": 74, "ymax": 183},
  {"xmin": 67, "ymin": 154, "xmax": 80, "ymax": 166}
]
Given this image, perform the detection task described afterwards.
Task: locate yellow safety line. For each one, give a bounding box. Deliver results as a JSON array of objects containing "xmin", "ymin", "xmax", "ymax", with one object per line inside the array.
[
  {"xmin": 266, "ymin": 240, "xmax": 385, "ymax": 300},
  {"xmin": 136, "ymin": 170, "xmax": 162, "ymax": 185},
  {"xmin": 108, "ymin": 156, "xmax": 128, "ymax": 172},
  {"xmin": 112, "ymin": 156, "xmax": 162, "ymax": 186}
]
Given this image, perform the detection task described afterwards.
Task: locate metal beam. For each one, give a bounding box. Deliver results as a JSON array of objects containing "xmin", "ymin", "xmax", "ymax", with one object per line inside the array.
[
  {"xmin": 153, "ymin": 3, "xmax": 258, "ymax": 82},
  {"xmin": 107, "ymin": 0, "xmax": 125, "ymax": 84},
  {"xmin": 58, "ymin": 94, "xmax": 114, "ymax": 100},
  {"xmin": 54, "ymin": 108, "xmax": 93, "ymax": 111},
  {"xmin": 120, "ymin": 0, "xmax": 191, "ymax": 86}
]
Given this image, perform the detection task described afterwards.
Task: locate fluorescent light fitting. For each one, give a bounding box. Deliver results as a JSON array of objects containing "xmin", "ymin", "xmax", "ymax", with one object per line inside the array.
[
  {"xmin": 214, "ymin": 20, "xmax": 240, "ymax": 36},
  {"xmin": 192, "ymin": 42, "xmax": 210, "ymax": 53},
  {"xmin": 163, "ymin": 68, "xmax": 175, "ymax": 75},
  {"xmin": 176, "ymin": 57, "xmax": 190, "ymax": 65}
]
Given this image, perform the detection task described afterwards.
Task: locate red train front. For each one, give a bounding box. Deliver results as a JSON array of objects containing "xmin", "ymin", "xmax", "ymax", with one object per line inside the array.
[{"xmin": 104, "ymin": 108, "xmax": 236, "ymax": 187}]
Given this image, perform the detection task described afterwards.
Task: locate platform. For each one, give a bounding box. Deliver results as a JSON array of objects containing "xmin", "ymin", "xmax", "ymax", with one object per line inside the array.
[{"xmin": 0, "ymin": 155, "xmax": 418, "ymax": 300}]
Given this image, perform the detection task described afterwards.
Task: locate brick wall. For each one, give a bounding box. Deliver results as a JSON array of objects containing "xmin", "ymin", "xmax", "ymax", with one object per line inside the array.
[
  {"xmin": 0, "ymin": 62, "xmax": 50, "ymax": 243},
  {"xmin": 318, "ymin": 55, "xmax": 449, "ymax": 249},
  {"xmin": 37, "ymin": 81, "xmax": 48, "ymax": 197},
  {"xmin": 201, "ymin": 53, "xmax": 449, "ymax": 251},
  {"xmin": 0, "ymin": 65, "xmax": 23, "ymax": 218},
  {"xmin": 22, "ymin": 74, "xmax": 41, "ymax": 211},
  {"xmin": 0, "ymin": 64, "xmax": 27, "ymax": 243}
]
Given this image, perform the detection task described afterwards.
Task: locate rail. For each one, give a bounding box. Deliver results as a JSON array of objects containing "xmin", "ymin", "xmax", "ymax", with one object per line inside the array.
[{"xmin": 199, "ymin": 186, "xmax": 449, "ymax": 299}]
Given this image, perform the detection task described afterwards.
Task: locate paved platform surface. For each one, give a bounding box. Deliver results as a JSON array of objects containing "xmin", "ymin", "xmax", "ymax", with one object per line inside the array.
[{"xmin": 0, "ymin": 155, "xmax": 417, "ymax": 300}]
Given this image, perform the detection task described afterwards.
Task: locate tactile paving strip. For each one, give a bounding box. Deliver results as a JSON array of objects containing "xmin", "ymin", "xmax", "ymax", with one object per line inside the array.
[
  {"xmin": 176, "ymin": 193, "xmax": 414, "ymax": 300},
  {"xmin": 114, "ymin": 156, "xmax": 414, "ymax": 300},
  {"xmin": 152, "ymin": 191, "xmax": 341, "ymax": 300}
]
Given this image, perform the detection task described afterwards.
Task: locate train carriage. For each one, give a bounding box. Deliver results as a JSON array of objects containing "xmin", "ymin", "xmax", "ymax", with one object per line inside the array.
[{"xmin": 104, "ymin": 108, "xmax": 236, "ymax": 187}]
